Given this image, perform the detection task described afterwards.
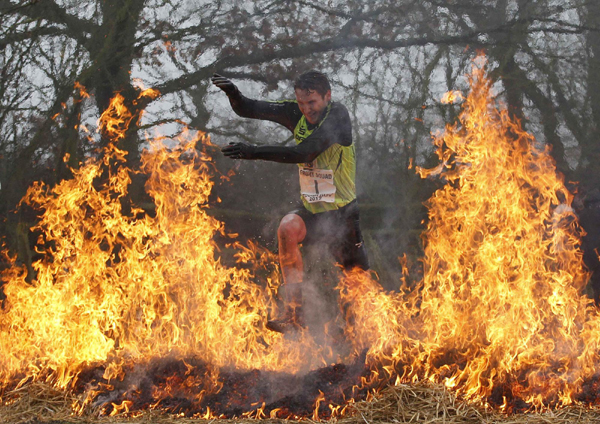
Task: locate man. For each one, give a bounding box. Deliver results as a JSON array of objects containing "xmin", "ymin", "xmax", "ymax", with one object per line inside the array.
[
  {"xmin": 574, "ymin": 187, "xmax": 600, "ymax": 306},
  {"xmin": 211, "ymin": 70, "xmax": 369, "ymax": 333}
]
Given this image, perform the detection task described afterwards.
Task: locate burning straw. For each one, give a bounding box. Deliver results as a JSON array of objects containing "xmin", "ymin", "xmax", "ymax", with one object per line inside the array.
[{"xmin": 2, "ymin": 382, "xmax": 600, "ymax": 423}]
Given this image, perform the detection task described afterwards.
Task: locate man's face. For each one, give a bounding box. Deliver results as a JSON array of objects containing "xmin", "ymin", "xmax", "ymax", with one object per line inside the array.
[{"xmin": 295, "ymin": 88, "xmax": 331, "ymax": 125}]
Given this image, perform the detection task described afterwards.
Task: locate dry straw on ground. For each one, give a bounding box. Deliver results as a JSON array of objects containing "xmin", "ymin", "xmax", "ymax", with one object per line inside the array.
[
  {"xmin": 2, "ymin": 381, "xmax": 600, "ymax": 424},
  {"xmin": 340, "ymin": 383, "xmax": 600, "ymax": 424}
]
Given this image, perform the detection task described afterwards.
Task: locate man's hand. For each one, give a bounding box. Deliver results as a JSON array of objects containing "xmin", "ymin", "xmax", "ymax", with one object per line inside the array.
[
  {"xmin": 221, "ymin": 142, "xmax": 256, "ymax": 159},
  {"xmin": 211, "ymin": 73, "xmax": 239, "ymax": 97}
]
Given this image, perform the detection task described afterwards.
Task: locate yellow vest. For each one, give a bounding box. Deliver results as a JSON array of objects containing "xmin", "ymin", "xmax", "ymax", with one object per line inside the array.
[{"xmin": 294, "ymin": 104, "xmax": 357, "ymax": 214}]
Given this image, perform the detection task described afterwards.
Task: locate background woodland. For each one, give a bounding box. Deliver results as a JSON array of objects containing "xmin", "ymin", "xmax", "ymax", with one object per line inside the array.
[{"xmin": 1, "ymin": 0, "xmax": 599, "ymax": 290}]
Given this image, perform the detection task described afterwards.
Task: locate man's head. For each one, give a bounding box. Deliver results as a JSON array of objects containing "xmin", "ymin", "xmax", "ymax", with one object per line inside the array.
[{"xmin": 294, "ymin": 70, "xmax": 332, "ymax": 125}]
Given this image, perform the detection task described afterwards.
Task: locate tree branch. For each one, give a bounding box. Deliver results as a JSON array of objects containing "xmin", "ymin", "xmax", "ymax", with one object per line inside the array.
[
  {"xmin": 0, "ymin": 26, "xmax": 64, "ymax": 48},
  {"xmin": 154, "ymin": 14, "xmax": 595, "ymax": 98},
  {"xmin": 0, "ymin": 0, "xmax": 97, "ymax": 48}
]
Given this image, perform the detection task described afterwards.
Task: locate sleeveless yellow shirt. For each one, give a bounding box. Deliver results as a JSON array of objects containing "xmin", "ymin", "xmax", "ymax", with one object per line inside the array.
[{"xmin": 294, "ymin": 104, "xmax": 357, "ymax": 214}]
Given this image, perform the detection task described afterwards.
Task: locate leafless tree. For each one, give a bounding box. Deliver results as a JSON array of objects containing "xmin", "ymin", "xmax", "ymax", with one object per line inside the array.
[{"xmin": 0, "ymin": 0, "xmax": 598, "ymax": 283}]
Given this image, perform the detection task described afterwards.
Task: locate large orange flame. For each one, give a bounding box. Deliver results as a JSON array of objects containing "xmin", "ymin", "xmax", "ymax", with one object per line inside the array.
[
  {"xmin": 340, "ymin": 57, "xmax": 600, "ymax": 411},
  {"xmin": 0, "ymin": 91, "xmax": 332, "ymax": 417}
]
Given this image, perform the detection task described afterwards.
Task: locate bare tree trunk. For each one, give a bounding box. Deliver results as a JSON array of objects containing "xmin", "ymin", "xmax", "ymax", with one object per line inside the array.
[
  {"xmin": 87, "ymin": 0, "xmax": 147, "ymax": 165},
  {"xmin": 582, "ymin": 0, "xmax": 600, "ymax": 189}
]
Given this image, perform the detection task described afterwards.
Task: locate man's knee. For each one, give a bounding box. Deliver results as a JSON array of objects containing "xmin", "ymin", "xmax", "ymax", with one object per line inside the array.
[{"xmin": 278, "ymin": 214, "xmax": 306, "ymax": 245}]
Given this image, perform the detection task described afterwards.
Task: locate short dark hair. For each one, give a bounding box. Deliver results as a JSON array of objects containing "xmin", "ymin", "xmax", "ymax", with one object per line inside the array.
[{"xmin": 294, "ymin": 70, "xmax": 331, "ymax": 97}]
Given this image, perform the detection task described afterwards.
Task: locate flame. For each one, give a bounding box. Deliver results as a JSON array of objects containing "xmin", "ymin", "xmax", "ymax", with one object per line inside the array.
[
  {"xmin": 98, "ymin": 88, "xmax": 159, "ymax": 140},
  {"xmin": 440, "ymin": 90, "xmax": 464, "ymax": 104},
  {"xmin": 339, "ymin": 57, "xmax": 600, "ymax": 411},
  {"xmin": 2, "ymin": 57, "xmax": 600, "ymax": 419},
  {"xmin": 0, "ymin": 90, "xmax": 330, "ymax": 416},
  {"xmin": 74, "ymin": 82, "xmax": 90, "ymax": 99},
  {"xmin": 98, "ymin": 93, "xmax": 134, "ymax": 140}
]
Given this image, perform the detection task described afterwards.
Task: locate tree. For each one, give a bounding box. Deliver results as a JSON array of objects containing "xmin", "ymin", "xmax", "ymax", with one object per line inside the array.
[{"xmin": 0, "ymin": 0, "xmax": 599, "ymax": 284}]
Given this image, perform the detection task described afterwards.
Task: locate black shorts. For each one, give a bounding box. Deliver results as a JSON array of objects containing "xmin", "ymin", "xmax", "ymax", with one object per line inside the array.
[{"xmin": 289, "ymin": 200, "xmax": 369, "ymax": 271}]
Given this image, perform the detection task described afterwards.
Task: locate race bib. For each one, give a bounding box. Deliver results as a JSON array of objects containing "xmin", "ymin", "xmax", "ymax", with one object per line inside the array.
[{"xmin": 299, "ymin": 167, "xmax": 336, "ymax": 203}]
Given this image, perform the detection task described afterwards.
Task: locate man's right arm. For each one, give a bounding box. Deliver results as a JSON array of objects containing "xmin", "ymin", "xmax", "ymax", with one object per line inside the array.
[{"xmin": 211, "ymin": 74, "xmax": 300, "ymax": 132}]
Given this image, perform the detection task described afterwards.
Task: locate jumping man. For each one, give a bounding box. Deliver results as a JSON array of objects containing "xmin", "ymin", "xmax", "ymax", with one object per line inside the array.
[{"xmin": 211, "ymin": 70, "xmax": 369, "ymax": 333}]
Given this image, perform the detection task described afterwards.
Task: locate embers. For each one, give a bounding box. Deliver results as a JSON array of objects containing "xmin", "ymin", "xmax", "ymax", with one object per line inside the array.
[{"xmin": 78, "ymin": 352, "xmax": 369, "ymax": 418}]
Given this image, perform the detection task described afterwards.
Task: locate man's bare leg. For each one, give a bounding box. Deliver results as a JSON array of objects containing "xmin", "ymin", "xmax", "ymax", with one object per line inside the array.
[
  {"xmin": 278, "ymin": 214, "xmax": 306, "ymax": 286},
  {"xmin": 266, "ymin": 214, "xmax": 307, "ymax": 333}
]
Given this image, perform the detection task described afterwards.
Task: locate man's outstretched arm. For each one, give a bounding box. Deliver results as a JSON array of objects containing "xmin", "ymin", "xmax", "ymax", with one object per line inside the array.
[
  {"xmin": 211, "ymin": 74, "xmax": 299, "ymax": 131},
  {"xmin": 221, "ymin": 139, "xmax": 324, "ymax": 163}
]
